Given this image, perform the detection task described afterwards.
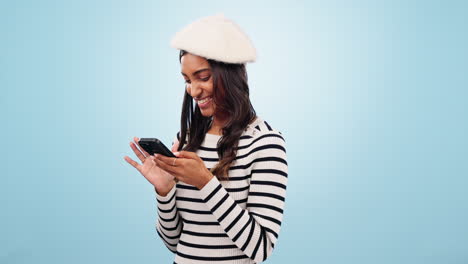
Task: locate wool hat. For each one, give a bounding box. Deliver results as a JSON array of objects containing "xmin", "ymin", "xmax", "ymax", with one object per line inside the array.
[{"xmin": 170, "ymin": 13, "xmax": 256, "ymax": 64}]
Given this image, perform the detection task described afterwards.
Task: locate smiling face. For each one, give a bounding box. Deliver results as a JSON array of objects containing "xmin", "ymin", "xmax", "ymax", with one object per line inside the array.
[{"xmin": 181, "ymin": 53, "xmax": 216, "ymax": 117}]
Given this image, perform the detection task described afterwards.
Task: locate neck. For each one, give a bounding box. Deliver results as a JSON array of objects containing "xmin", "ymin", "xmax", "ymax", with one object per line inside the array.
[{"xmin": 209, "ymin": 114, "xmax": 228, "ymax": 135}]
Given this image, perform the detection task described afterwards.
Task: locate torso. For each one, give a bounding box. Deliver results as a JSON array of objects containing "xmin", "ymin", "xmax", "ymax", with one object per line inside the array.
[
  {"xmin": 169, "ymin": 115, "xmax": 285, "ymax": 264},
  {"xmin": 206, "ymin": 128, "xmax": 222, "ymax": 135}
]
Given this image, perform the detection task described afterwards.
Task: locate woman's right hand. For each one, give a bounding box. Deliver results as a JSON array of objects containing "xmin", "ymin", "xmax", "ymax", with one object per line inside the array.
[{"xmin": 124, "ymin": 136, "xmax": 179, "ymax": 196}]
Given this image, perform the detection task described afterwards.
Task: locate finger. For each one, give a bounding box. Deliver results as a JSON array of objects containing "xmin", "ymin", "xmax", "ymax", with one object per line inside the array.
[
  {"xmin": 134, "ymin": 137, "xmax": 151, "ymax": 157},
  {"xmin": 141, "ymin": 156, "xmax": 157, "ymax": 173},
  {"xmin": 124, "ymin": 156, "xmax": 142, "ymax": 171},
  {"xmin": 158, "ymin": 154, "xmax": 188, "ymax": 169},
  {"xmin": 171, "ymin": 140, "xmax": 180, "ymax": 153},
  {"xmin": 176, "ymin": 151, "xmax": 197, "ymax": 160},
  {"xmin": 156, "ymin": 154, "xmax": 178, "ymax": 165},
  {"xmin": 130, "ymin": 141, "xmax": 147, "ymax": 162},
  {"xmin": 154, "ymin": 157, "xmax": 180, "ymax": 175}
]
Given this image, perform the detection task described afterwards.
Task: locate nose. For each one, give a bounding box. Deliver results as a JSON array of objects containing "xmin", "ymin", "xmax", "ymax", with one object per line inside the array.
[{"xmin": 188, "ymin": 82, "xmax": 202, "ymax": 98}]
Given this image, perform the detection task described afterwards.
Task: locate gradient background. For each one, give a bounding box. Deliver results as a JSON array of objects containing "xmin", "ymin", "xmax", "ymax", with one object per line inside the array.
[{"xmin": 2, "ymin": 0, "xmax": 467, "ymax": 263}]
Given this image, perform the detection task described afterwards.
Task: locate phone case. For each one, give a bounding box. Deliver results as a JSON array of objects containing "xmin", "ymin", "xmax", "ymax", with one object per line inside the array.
[{"xmin": 138, "ymin": 138, "xmax": 176, "ymax": 157}]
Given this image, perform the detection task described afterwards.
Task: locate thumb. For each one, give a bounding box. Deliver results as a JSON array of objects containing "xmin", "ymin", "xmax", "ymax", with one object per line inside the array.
[{"xmin": 171, "ymin": 140, "xmax": 180, "ymax": 152}]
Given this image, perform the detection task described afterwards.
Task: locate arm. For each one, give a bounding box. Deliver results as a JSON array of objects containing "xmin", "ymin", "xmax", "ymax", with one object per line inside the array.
[
  {"xmin": 198, "ymin": 131, "xmax": 288, "ymax": 262},
  {"xmin": 155, "ymin": 134, "xmax": 183, "ymax": 253}
]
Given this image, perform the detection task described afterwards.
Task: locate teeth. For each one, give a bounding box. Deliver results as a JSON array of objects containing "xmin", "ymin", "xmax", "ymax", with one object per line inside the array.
[{"xmin": 198, "ymin": 97, "xmax": 212, "ymax": 104}]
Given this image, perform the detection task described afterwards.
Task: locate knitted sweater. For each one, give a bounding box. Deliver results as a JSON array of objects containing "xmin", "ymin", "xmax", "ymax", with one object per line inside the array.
[{"xmin": 155, "ymin": 116, "xmax": 288, "ymax": 263}]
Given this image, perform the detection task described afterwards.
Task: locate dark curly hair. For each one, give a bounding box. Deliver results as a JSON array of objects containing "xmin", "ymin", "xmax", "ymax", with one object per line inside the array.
[{"xmin": 177, "ymin": 50, "xmax": 257, "ymax": 180}]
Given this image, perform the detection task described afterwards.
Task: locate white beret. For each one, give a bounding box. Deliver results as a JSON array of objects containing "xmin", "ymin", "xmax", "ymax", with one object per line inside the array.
[{"xmin": 170, "ymin": 13, "xmax": 256, "ymax": 64}]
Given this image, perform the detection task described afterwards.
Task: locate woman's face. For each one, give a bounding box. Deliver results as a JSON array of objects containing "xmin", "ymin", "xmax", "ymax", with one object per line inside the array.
[{"xmin": 181, "ymin": 53, "xmax": 215, "ymax": 117}]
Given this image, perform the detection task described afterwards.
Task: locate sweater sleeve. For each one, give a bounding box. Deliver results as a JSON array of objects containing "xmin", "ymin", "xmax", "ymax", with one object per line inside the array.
[
  {"xmin": 155, "ymin": 133, "xmax": 183, "ymax": 253},
  {"xmin": 198, "ymin": 131, "xmax": 288, "ymax": 262}
]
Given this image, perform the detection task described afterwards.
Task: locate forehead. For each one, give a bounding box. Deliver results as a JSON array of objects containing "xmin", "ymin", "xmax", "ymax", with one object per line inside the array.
[{"xmin": 181, "ymin": 53, "xmax": 210, "ymax": 75}]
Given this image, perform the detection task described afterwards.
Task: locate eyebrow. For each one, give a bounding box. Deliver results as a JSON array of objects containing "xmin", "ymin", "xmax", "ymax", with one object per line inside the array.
[{"xmin": 181, "ymin": 68, "xmax": 210, "ymax": 77}]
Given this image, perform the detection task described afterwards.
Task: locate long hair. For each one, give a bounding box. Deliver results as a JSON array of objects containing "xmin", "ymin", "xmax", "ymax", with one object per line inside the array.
[{"xmin": 177, "ymin": 50, "xmax": 257, "ymax": 180}]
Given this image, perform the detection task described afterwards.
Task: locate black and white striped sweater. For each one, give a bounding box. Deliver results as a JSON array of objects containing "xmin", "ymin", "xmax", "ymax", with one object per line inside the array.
[{"xmin": 155, "ymin": 116, "xmax": 288, "ymax": 263}]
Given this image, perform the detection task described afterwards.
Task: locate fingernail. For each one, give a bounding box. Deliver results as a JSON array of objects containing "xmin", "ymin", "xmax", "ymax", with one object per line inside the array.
[
  {"xmin": 154, "ymin": 154, "xmax": 158, "ymax": 158},
  {"xmin": 174, "ymin": 152, "xmax": 180, "ymax": 156}
]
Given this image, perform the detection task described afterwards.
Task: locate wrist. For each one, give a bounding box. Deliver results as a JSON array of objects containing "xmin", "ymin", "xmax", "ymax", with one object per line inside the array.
[
  {"xmin": 198, "ymin": 171, "xmax": 214, "ymax": 190},
  {"xmin": 155, "ymin": 180, "xmax": 176, "ymax": 197}
]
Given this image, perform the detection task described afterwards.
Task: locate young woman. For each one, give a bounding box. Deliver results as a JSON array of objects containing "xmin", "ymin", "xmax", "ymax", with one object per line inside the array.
[{"xmin": 124, "ymin": 14, "xmax": 288, "ymax": 263}]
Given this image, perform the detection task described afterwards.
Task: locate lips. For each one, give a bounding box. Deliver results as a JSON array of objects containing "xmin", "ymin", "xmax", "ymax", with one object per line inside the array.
[
  {"xmin": 197, "ymin": 96, "xmax": 213, "ymax": 108},
  {"xmin": 196, "ymin": 96, "xmax": 212, "ymax": 102}
]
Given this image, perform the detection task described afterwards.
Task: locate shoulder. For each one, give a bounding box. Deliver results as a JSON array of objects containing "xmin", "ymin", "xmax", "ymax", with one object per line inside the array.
[
  {"xmin": 244, "ymin": 116, "xmax": 287, "ymax": 151},
  {"xmin": 243, "ymin": 117, "xmax": 288, "ymax": 171},
  {"xmin": 244, "ymin": 116, "xmax": 285, "ymax": 138}
]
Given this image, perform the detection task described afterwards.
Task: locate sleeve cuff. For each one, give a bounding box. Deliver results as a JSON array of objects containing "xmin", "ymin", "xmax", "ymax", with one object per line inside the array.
[{"xmin": 198, "ymin": 176, "xmax": 222, "ymax": 201}]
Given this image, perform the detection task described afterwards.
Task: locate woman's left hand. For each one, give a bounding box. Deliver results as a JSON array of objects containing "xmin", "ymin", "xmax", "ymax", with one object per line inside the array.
[{"xmin": 154, "ymin": 151, "xmax": 214, "ymax": 189}]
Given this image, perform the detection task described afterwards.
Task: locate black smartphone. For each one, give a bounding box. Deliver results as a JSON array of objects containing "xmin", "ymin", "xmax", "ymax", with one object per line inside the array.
[{"xmin": 138, "ymin": 138, "xmax": 176, "ymax": 158}]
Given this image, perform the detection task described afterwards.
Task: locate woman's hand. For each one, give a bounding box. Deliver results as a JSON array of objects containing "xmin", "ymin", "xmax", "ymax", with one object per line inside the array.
[
  {"xmin": 124, "ymin": 137, "xmax": 178, "ymax": 196},
  {"xmin": 154, "ymin": 151, "xmax": 214, "ymax": 190}
]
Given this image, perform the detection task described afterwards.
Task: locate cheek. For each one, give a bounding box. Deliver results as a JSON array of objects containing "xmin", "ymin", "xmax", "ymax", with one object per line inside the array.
[
  {"xmin": 205, "ymin": 79, "xmax": 214, "ymax": 93},
  {"xmin": 210, "ymin": 81, "xmax": 215, "ymax": 92},
  {"xmin": 202, "ymin": 83, "xmax": 213, "ymax": 93}
]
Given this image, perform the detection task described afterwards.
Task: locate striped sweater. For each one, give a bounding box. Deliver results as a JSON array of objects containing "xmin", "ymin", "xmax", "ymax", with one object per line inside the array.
[{"xmin": 155, "ymin": 116, "xmax": 288, "ymax": 263}]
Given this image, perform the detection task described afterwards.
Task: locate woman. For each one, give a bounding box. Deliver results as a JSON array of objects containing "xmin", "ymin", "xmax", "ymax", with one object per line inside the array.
[{"xmin": 124, "ymin": 14, "xmax": 288, "ymax": 263}]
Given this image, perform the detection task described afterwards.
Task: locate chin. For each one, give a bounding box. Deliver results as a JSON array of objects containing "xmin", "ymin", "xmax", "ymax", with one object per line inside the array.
[
  {"xmin": 200, "ymin": 106, "xmax": 215, "ymax": 117},
  {"xmin": 200, "ymin": 109, "xmax": 214, "ymax": 117}
]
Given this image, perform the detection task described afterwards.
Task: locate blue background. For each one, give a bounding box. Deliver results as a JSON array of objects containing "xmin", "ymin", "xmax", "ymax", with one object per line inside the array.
[{"xmin": 2, "ymin": 0, "xmax": 467, "ymax": 263}]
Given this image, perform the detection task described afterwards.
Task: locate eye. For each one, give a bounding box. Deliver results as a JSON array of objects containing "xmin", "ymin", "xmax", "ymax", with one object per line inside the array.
[
  {"xmin": 184, "ymin": 79, "xmax": 191, "ymax": 84},
  {"xmin": 201, "ymin": 76, "xmax": 211, "ymax": 82}
]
